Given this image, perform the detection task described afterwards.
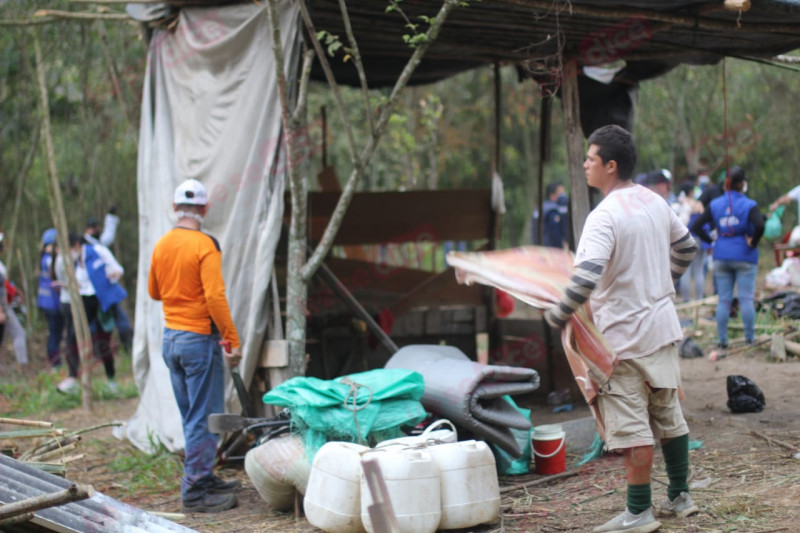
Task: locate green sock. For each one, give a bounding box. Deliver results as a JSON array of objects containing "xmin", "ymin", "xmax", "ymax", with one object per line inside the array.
[
  {"xmin": 627, "ymin": 483, "xmax": 651, "ymax": 515},
  {"xmin": 662, "ymin": 433, "xmax": 690, "ymax": 500}
]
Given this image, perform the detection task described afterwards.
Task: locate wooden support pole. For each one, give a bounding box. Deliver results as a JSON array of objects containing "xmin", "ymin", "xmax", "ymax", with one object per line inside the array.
[
  {"xmin": 536, "ymin": 95, "xmax": 551, "ymax": 246},
  {"xmin": 33, "ymin": 32, "xmax": 94, "ymax": 411},
  {"xmin": 560, "ymin": 61, "xmax": 589, "ymax": 244},
  {"xmin": 0, "ymin": 484, "xmax": 94, "ymax": 521}
]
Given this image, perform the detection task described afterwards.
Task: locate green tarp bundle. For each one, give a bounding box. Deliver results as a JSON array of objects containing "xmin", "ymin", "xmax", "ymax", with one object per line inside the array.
[{"xmin": 262, "ymin": 368, "xmax": 427, "ymax": 459}]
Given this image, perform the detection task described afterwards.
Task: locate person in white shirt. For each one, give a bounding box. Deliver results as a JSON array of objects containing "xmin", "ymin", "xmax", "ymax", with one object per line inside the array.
[
  {"xmin": 55, "ymin": 233, "xmax": 125, "ymax": 394},
  {"xmin": 545, "ymin": 125, "xmax": 698, "ymax": 533},
  {"xmin": 83, "ymin": 208, "xmax": 133, "ymax": 354}
]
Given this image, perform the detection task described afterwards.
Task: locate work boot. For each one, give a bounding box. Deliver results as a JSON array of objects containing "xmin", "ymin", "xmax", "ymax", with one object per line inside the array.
[
  {"xmin": 660, "ymin": 492, "xmax": 699, "ymax": 518},
  {"xmin": 182, "ymin": 492, "xmax": 238, "ymax": 513},
  {"xmin": 593, "ymin": 508, "xmax": 661, "ymax": 533},
  {"xmin": 207, "ymin": 475, "xmax": 242, "ymax": 494}
]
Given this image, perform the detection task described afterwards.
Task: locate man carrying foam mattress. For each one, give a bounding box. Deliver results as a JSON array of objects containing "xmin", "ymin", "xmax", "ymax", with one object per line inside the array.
[{"xmin": 545, "ymin": 125, "xmax": 699, "ymax": 533}]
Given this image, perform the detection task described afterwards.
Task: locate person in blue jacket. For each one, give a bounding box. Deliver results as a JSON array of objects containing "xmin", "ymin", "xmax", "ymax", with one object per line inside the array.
[
  {"xmin": 532, "ymin": 182, "xmax": 569, "ymax": 248},
  {"xmin": 691, "ymin": 166, "xmax": 764, "ymax": 348},
  {"xmin": 38, "ymin": 228, "xmax": 64, "ymax": 369}
]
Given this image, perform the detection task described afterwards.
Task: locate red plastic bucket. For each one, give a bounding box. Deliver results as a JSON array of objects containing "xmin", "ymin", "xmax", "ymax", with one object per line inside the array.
[{"xmin": 531, "ymin": 424, "xmax": 566, "ymax": 475}]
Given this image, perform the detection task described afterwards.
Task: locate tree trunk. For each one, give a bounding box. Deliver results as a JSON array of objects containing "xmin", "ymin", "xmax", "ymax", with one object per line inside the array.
[{"xmin": 269, "ymin": 0, "xmax": 461, "ymax": 376}]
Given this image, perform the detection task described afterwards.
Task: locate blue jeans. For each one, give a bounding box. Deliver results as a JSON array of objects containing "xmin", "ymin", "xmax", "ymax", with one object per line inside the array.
[
  {"xmin": 679, "ymin": 251, "xmax": 706, "ymax": 302},
  {"xmin": 41, "ymin": 307, "xmax": 64, "ymax": 366},
  {"xmin": 713, "ymin": 260, "xmax": 757, "ymax": 344},
  {"xmin": 162, "ymin": 328, "xmax": 225, "ymax": 500}
]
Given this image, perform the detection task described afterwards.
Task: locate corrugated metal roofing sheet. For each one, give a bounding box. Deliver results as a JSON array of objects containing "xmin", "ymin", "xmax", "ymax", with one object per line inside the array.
[{"xmin": 0, "ymin": 454, "xmax": 196, "ymax": 533}]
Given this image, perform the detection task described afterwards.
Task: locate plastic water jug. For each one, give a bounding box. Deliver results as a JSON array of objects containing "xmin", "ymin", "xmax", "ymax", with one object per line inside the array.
[
  {"xmin": 375, "ymin": 419, "xmax": 457, "ymax": 449},
  {"xmin": 304, "ymin": 442, "xmax": 369, "ymax": 533},
  {"xmin": 244, "ymin": 433, "xmax": 311, "ymax": 512},
  {"xmin": 360, "ymin": 447, "xmax": 441, "ymax": 533},
  {"xmin": 427, "ymin": 440, "xmax": 500, "ymax": 529}
]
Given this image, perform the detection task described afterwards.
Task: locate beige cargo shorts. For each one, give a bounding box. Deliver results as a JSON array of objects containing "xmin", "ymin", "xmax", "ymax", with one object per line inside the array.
[{"xmin": 597, "ymin": 344, "xmax": 689, "ymax": 451}]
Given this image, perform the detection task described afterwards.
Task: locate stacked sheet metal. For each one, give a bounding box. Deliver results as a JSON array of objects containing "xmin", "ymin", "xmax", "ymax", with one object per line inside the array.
[{"xmin": 386, "ymin": 344, "xmax": 539, "ymax": 457}]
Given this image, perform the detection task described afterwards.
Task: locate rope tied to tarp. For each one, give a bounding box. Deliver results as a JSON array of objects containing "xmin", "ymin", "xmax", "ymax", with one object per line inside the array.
[{"xmin": 340, "ymin": 377, "xmax": 373, "ymax": 445}]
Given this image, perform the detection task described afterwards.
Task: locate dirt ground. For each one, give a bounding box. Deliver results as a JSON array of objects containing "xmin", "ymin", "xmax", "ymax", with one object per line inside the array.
[{"xmin": 4, "ymin": 319, "xmax": 800, "ymax": 533}]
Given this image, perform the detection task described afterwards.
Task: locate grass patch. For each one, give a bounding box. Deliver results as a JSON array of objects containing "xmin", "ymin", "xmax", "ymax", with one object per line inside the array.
[
  {"xmin": 0, "ymin": 365, "xmax": 139, "ymax": 418},
  {"xmin": 709, "ymin": 495, "xmax": 774, "ymax": 525},
  {"xmin": 106, "ymin": 437, "xmax": 183, "ymax": 497}
]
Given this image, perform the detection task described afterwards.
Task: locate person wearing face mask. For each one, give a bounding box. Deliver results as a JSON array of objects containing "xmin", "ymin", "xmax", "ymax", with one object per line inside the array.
[
  {"xmin": 691, "ymin": 166, "xmax": 764, "ymax": 348},
  {"xmin": 55, "ymin": 233, "xmax": 126, "ymax": 394}
]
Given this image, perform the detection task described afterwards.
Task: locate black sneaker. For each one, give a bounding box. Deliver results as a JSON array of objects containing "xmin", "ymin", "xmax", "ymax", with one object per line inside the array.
[
  {"xmin": 207, "ymin": 475, "xmax": 242, "ymax": 494},
  {"xmin": 182, "ymin": 492, "xmax": 238, "ymax": 513}
]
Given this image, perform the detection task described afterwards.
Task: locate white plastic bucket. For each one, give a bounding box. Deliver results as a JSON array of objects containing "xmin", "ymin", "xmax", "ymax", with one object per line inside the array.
[
  {"xmin": 304, "ymin": 442, "xmax": 369, "ymax": 533},
  {"xmin": 531, "ymin": 423, "xmax": 566, "ymax": 475},
  {"xmin": 360, "ymin": 447, "xmax": 441, "ymax": 533},
  {"xmin": 426, "ymin": 440, "xmax": 500, "ymax": 529},
  {"xmin": 375, "ymin": 419, "xmax": 457, "ymax": 449}
]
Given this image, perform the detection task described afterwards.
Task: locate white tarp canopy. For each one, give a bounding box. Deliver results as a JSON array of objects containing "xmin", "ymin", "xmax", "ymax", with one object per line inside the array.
[{"xmin": 120, "ymin": 2, "xmax": 300, "ymax": 453}]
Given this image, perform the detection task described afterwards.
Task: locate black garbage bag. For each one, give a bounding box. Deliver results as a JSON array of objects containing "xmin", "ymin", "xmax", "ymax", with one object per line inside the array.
[
  {"xmin": 679, "ymin": 337, "xmax": 704, "ymax": 359},
  {"xmin": 726, "ymin": 375, "xmax": 766, "ymax": 414}
]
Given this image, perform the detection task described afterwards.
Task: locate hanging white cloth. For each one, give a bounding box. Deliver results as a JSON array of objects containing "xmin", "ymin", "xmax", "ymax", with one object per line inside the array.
[{"xmin": 121, "ymin": 2, "xmax": 300, "ymax": 453}]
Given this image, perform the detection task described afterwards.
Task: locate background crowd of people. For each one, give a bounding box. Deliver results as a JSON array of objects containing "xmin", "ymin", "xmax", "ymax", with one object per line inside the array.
[
  {"xmin": 536, "ymin": 165, "xmax": 796, "ymax": 349},
  {"xmin": 0, "ymin": 209, "xmax": 131, "ymax": 394}
]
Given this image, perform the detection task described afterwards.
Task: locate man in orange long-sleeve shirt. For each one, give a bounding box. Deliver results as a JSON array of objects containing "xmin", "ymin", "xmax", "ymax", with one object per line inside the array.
[{"xmin": 148, "ymin": 179, "xmax": 241, "ymax": 513}]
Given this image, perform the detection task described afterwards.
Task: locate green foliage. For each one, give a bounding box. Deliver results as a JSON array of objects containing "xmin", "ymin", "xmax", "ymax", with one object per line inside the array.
[
  {"xmin": 103, "ymin": 435, "xmax": 182, "ymax": 496},
  {"xmin": 315, "ymin": 30, "xmax": 343, "ymax": 57},
  {"xmin": 0, "ymin": 1, "xmax": 143, "ymax": 333},
  {"xmin": 0, "ymin": 370, "xmax": 139, "ymax": 418}
]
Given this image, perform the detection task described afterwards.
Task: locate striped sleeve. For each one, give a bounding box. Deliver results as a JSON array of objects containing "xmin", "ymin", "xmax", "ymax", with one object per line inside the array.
[
  {"xmin": 670, "ymin": 232, "xmax": 698, "ymax": 282},
  {"xmin": 544, "ymin": 259, "xmax": 606, "ymax": 329}
]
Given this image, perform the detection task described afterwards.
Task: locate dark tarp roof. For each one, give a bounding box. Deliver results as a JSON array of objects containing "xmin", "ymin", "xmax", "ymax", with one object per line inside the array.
[
  {"xmin": 132, "ymin": 1, "xmax": 800, "ymax": 87},
  {"xmin": 130, "ymin": 1, "xmax": 800, "ymax": 133},
  {"xmin": 304, "ymin": 0, "xmax": 800, "ymax": 87}
]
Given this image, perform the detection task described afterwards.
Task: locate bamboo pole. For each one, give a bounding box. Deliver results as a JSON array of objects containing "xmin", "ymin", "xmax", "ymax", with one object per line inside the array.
[
  {"xmin": 0, "ymin": 484, "xmax": 94, "ymax": 521},
  {"xmin": 30, "ymin": 442, "xmax": 79, "ymax": 463},
  {"xmin": 21, "ymin": 435, "xmax": 82, "ymax": 461},
  {"xmin": 33, "ymin": 32, "xmax": 94, "ymax": 411},
  {"xmin": 5, "ymin": 129, "xmax": 39, "ymax": 276},
  {"xmin": 0, "ymin": 418, "xmax": 53, "ymax": 428},
  {"xmin": 34, "ymin": 10, "xmax": 130, "ymax": 21},
  {"xmin": 96, "ymin": 21, "xmax": 136, "ymax": 132}
]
